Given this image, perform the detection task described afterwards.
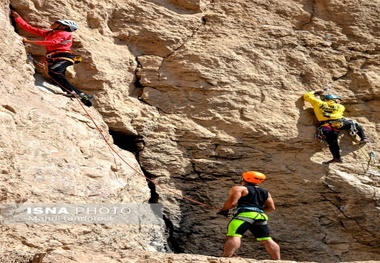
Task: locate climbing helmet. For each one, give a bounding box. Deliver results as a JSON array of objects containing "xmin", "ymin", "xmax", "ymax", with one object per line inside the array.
[
  {"xmin": 323, "ymin": 94, "xmax": 341, "ymax": 101},
  {"xmin": 56, "ymin": 20, "xmax": 78, "ymax": 31},
  {"xmin": 242, "ymin": 171, "xmax": 266, "ymax": 184}
]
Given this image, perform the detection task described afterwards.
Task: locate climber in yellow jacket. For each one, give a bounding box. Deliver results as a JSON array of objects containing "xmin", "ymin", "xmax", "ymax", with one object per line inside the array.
[{"xmin": 304, "ymin": 90, "xmax": 369, "ymax": 164}]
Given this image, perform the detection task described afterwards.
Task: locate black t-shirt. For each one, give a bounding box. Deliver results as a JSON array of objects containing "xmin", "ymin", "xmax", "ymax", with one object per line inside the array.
[{"xmin": 237, "ymin": 185, "xmax": 268, "ymax": 210}]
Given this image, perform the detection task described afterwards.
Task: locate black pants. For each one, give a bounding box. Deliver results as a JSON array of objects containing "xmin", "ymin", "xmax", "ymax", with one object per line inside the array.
[
  {"xmin": 323, "ymin": 119, "xmax": 367, "ymax": 159},
  {"xmin": 48, "ymin": 59, "xmax": 83, "ymax": 95}
]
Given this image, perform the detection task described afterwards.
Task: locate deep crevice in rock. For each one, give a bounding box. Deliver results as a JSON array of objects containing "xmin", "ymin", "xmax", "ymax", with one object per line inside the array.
[
  {"xmin": 109, "ymin": 130, "xmax": 181, "ymax": 253},
  {"xmin": 132, "ymin": 58, "xmax": 149, "ymax": 103},
  {"xmin": 143, "ymin": 168, "xmax": 182, "ymax": 253},
  {"xmin": 163, "ymin": 216, "xmax": 183, "ymax": 253},
  {"xmin": 109, "ymin": 130, "xmax": 143, "ymax": 155},
  {"xmin": 142, "ymin": 169, "xmax": 160, "ymax": 204}
]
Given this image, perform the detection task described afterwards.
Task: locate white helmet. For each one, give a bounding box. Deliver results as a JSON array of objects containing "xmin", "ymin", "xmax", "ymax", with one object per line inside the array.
[{"xmin": 57, "ymin": 20, "xmax": 78, "ymax": 31}]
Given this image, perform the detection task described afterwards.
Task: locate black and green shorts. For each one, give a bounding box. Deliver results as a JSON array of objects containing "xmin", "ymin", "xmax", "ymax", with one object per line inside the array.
[{"xmin": 226, "ymin": 211, "xmax": 271, "ymax": 241}]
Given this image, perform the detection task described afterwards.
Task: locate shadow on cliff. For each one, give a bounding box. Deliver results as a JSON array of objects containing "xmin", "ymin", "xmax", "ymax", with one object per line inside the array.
[
  {"xmin": 171, "ymin": 179, "xmax": 232, "ymax": 257},
  {"xmin": 33, "ymin": 73, "xmax": 63, "ymax": 94}
]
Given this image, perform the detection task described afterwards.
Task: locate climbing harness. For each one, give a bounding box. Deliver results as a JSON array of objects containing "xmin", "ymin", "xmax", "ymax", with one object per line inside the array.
[
  {"xmin": 46, "ymin": 50, "xmax": 82, "ymax": 64},
  {"xmin": 319, "ymin": 119, "xmax": 344, "ymax": 129},
  {"xmin": 314, "ymin": 124, "xmax": 338, "ymax": 143},
  {"xmin": 233, "ymin": 210, "xmax": 268, "ymax": 225},
  {"xmin": 237, "ymin": 207, "xmax": 263, "ymax": 213},
  {"xmin": 46, "ymin": 50, "xmax": 72, "ymax": 57},
  {"xmin": 234, "ymin": 216, "xmax": 267, "ymax": 225},
  {"xmin": 315, "ymin": 119, "xmax": 360, "ymax": 143},
  {"xmin": 315, "ymin": 126, "xmax": 326, "ymax": 143}
]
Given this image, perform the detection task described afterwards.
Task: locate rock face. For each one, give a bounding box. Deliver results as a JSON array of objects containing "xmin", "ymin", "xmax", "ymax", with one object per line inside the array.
[{"xmin": 1, "ymin": 0, "xmax": 379, "ymax": 263}]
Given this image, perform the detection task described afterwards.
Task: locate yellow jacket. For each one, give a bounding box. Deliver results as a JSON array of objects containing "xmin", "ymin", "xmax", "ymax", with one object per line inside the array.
[{"xmin": 303, "ymin": 92, "xmax": 345, "ymax": 122}]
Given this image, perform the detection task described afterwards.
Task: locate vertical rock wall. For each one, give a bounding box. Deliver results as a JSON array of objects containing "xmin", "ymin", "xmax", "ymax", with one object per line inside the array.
[{"xmin": 1, "ymin": 0, "xmax": 379, "ymax": 262}]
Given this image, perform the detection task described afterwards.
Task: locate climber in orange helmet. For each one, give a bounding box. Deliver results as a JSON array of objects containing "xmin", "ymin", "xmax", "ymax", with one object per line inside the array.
[{"xmin": 217, "ymin": 171, "xmax": 280, "ymax": 260}]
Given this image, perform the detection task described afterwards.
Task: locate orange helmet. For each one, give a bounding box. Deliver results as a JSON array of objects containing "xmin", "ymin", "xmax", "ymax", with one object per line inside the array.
[{"xmin": 242, "ymin": 171, "xmax": 266, "ymax": 184}]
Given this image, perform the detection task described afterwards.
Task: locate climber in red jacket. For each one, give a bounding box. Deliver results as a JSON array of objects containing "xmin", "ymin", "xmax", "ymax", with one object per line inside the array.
[{"xmin": 10, "ymin": 10, "xmax": 94, "ymax": 107}]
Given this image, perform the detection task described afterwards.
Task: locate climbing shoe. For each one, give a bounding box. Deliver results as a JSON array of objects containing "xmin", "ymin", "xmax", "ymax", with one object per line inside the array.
[
  {"xmin": 323, "ymin": 158, "xmax": 343, "ymax": 164},
  {"xmin": 79, "ymin": 93, "xmax": 94, "ymax": 107},
  {"xmin": 359, "ymin": 138, "xmax": 369, "ymax": 144}
]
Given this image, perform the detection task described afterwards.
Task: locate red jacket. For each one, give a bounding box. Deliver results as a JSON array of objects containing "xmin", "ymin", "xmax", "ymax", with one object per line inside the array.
[{"xmin": 14, "ymin": 17, "xmax": 73, "ymax": 53}]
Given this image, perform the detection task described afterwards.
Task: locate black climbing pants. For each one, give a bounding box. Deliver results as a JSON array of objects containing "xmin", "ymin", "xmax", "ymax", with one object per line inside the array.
[
  {"xmin": 48, "ymin": 59, "xmax": 82, "ymax": 95},
  {"xmin": 324, "ymin": 130, "xmax": 341, "ymax": 159},
  {"xmin": 322, "ymin": 119, "xmax": 367, "ymax": 159}
]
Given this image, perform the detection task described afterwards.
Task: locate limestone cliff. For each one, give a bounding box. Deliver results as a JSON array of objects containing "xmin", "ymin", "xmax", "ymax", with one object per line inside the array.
[{"xmin": 0, "ymin": 0, "xmax": 379, "ymax": 262}]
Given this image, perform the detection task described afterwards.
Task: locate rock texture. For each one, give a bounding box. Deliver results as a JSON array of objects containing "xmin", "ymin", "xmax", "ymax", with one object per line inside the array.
[{"xmin": 1, "ymin": 0, "xmax": 380, "ymax": 262}]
